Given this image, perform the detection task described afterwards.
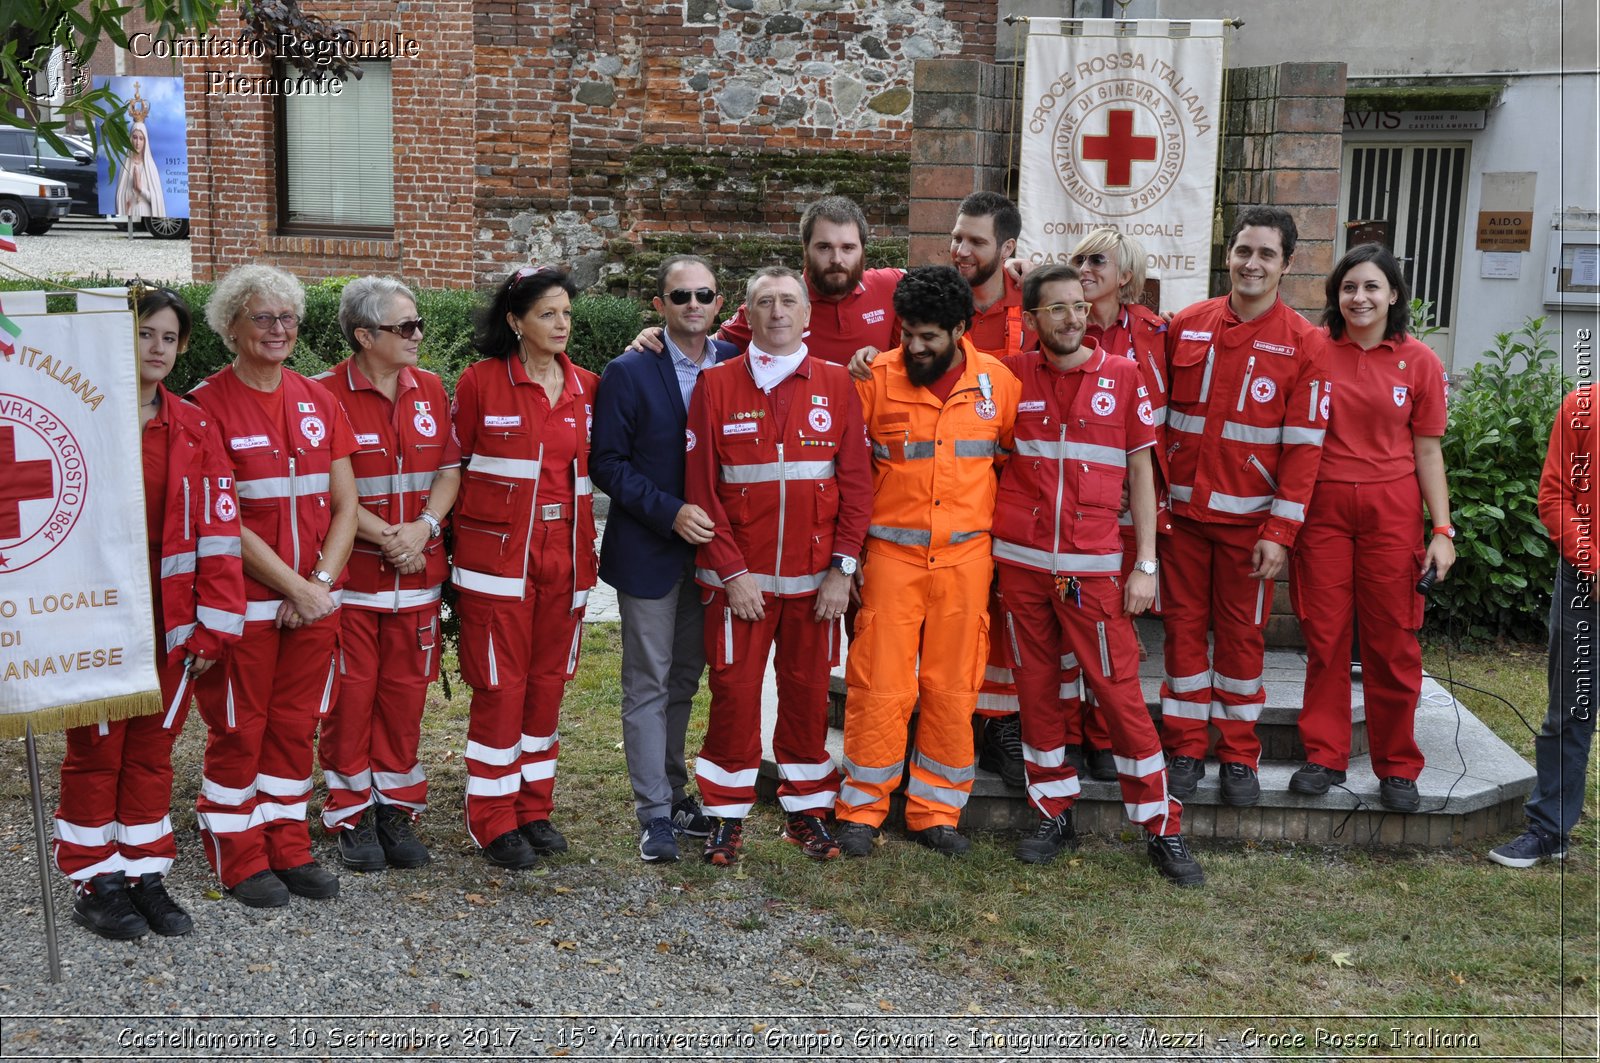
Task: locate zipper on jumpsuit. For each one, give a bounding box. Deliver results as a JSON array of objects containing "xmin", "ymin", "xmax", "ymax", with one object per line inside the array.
[
  {"xmin": 774, "ymin": 441, "xmax": 787, "ymax": 585},
  {"xmin": 182, "ymin": 478, "xmax": 191, "ymax": 541},
  {"xmin": 1198, "ymin": 345, "xmax": 1215, "ymax": 404},
  {"xmin": 566, "ymin": 455, "xmax": 583, "ymax": 673},
  {"xmin": 520, "ymin": 442, "xmax": 544, "ymax": 601},
  {"xmin": 1309, "ymin": 380, "xmax": 1321, "ymax": 422},
  {"xmin": 288, "ymin": 455, "xmax": 300, "ymax": 572},
  {"xmin": 1235, "ymin": 355, "xmax": 1257, "ymax": 412},
  {"xmin": 391, "ymin": 450, "xmax": 405, "ymax": 611}
]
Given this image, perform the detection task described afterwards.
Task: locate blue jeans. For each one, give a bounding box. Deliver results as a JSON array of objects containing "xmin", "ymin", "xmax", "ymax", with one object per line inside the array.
[{"xmin": 1525, "ymin": 560, "xmax": 1597, "ymax": 838}]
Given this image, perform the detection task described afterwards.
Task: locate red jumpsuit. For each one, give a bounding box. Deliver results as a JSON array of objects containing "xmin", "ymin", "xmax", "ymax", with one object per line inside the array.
[
  {"xmin": 717, "ymin": 269, "xmax": 902, "ymax": 364},
  {"xmin": 991, "ymin": 346, "xmax": 1181, "ymax": 834},
  {"xmin": 684, "ymin": 352, "xmax": 872, "ymax": 819},
  {"xmin": 451, "ymin": 354, "xmax": 598, "ymax": 847},
  {"xmin": 188, "ymin": 368, "xmax": 356, "ymax": 887},
  {"xmin": 54, "ymin": 387, "xmax": 245, "ymax": 883},
  {"xmin": 1291, "ymin": 331, "xmax": 1447, "ymax": 779},
  {"xmin": 316, "ymin": 359, "xmax": 459, "ymax": 829},
  {"xmin": 1158, "ymin": 297, "xmax": 1328, "ymax": 766}
]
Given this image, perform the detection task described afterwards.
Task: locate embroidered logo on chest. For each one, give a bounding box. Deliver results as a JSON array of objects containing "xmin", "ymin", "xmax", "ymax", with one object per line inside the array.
[
  {"xmin": 414, "ymin": 412, "xmax": 437, "ymax": 437},
  {"xmin": 685, "ymin": 428, "xmax": 697, "ymax": 452},
  {"xmin": 1091, "ymin": 392, "xmax": 1116, "ymax": 417},
  {"xmin": 300, "ymin": 416, "xmax": 326, "ymax": 446},
  {"xmin": 862, "ymin": 308, "xmax": 885, "ymax": 325},
  {"xmin": 808, "ymin": 407, "xmax": 832, "ymax": 433},
  {"xmin": 1393, "ymin": 385, "xmax": 1408, "ymax": 407},
  {"xmin": 974, "ymin": 398, "xmax": 997, "ymax": 420},
  {"xmin": 1250, "ymin": 378, "xmax": 1277, "ymax": 404}
]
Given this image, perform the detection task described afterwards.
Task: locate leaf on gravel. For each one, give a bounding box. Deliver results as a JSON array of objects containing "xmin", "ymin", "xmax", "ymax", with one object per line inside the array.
[
  {"xmin": 604, "ymin": 965, "xmax": 621, "ymax": 974},
  {"xmin": 246, "ymin": 963, "xmax": 273, "ymax": 973},
  {"xmin": 551, "ymin": 1050, "xmax": 570, "ymax": 1057},
  {"xmin": 464, "ymin": 893, "xmax": 490, "ymax": 905},
  {"xmin": 966, "ymin": 1001, "xmax": 983, "ymax": 1015},
  {"xmin": 584, "ymin": 958, "xmax": 603, "ymax": 966},
  {"xmin": 204, "ymin": 888, "xmax": 224, "ymax": 901},
  {"xmin": 655, "ymin": 942, "xmax": 671, "ymax": 953},
  {"xmin": 733, "ymin": 868, "xmax": 749, "ymax": 880},
  {"xmin": 877, "ymin": 999, "xmax": 895, "ymax": 1012},
  {"xmin": 619, "ymin": 908, "xmax": 641, "ymax": 917},
  {"xmin": 407, "ymin": 966, "xmax": 419, "ymax": 977},
  {"xmin": 1330, "ymin": 951, "xmax": 1354, "ymax": 968},
  {"xmin": 552, "ymin": 885, "xmax": 573, "ymax": 894},
  {"xmin": 751, "ymin": 1023, "xmax": 769, "ymax": 1034},
  {"xmin": 554, "ymin": 940, "xmax": 578, "ymax": 950},
  {"xmin": 451, "ymin": 968, "xmax": 473, "ymax": 979},
  {"xmin": 407, "ymin": 892, "xmax": 431, "ymax": 902},
  {"xmin": 532, "ymin": 918, "xmax": 553, "ymax": 927}
]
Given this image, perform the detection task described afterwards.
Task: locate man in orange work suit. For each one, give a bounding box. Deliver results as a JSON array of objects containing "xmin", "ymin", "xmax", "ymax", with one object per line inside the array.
[{"xmin": 834, "ymin": 266, "xmax": 1022, "ymax": 856}]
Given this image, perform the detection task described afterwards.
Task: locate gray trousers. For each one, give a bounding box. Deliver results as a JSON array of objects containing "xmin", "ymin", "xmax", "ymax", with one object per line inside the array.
[
  {"xmin": 1525, "ymin": 560, "xmax": 1597, "ymax": 838},
  {"xmin": 618, "ymin": 563, "xmax": 707, "ymax": 825}
]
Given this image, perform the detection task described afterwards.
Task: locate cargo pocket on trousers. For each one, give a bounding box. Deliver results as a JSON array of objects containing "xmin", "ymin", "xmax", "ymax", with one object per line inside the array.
[
  {"xmin": 418, "ymin": 615, "xmax": 440, "ymax": 681},
  {"xmin": 969, "ymin": 608, "xmax": 992, "ymax": 690}
]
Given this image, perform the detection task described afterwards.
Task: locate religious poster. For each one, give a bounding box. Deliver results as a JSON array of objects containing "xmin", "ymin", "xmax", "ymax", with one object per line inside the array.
[
  {"xmin": 0, "ymin": 292, "xmax": 161, "ymax": 736},
  {"xmin": 92, "ymin": 76, "xmax": 191, "ymax": 220},
  {"xmin": 1018, "ymin": 19, "xmax": 1226, "ymax": 312}
]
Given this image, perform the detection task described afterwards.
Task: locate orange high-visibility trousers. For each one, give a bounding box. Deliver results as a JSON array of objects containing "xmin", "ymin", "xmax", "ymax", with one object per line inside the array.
[{"xmin": 836, "ymin": 551, "xmax": 991, "ymax": 831}]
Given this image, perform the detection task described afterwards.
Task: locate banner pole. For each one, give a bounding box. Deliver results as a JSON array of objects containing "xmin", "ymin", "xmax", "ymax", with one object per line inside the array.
[{"xmin": 25, "ymin": 723, "xmax": 63, "ymax": 984}]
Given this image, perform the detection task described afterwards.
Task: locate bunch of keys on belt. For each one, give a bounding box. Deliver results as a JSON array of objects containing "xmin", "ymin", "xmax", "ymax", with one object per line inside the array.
[{"xmin": 1053, "ymin": 573, "xmax": 1081, "ymax": 607}]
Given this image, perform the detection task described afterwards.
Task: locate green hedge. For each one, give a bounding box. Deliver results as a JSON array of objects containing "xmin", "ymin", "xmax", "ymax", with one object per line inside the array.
[{"xmin": 0, "ymin": 275, "xmax": 642, "ymax": 396}]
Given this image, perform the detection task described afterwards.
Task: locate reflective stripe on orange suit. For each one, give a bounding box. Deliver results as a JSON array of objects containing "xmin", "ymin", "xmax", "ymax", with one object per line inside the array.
[{"xmin": 835, "ymin": 338, "xmax": 1020, "ymax": 831}]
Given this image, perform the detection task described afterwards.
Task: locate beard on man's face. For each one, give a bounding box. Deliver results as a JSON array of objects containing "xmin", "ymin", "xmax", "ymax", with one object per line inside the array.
[
  {"xmin": 807, "ymin": 256, "xmax": 863, "ymax": 298},
  {"xmin": 905, "ymin": 344, "xmax": 958, "ymax": 387}
]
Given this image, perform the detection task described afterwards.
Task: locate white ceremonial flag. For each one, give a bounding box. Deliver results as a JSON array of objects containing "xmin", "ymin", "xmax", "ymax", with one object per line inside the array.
[
  {"xmin": 1019, "ymin": 18, "xmax": 1226, "ymax": 312},
  {"xmin": 0, "ymin": 295, "xmax": 161, "ymax": 736}
]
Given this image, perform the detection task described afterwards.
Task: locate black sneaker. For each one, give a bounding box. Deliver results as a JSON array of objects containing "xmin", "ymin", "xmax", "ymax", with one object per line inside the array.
[
  {"xmin": 275, "ymin": 861, "xmax": 339, "ymax": 899},
  {"xmin": 1015, "ymin": 810, "xmax": 1079, "ymax": 864},
  {"xmin": 1147, "ymin": 832, "xmax": 1205, "ymax": 886},
  {"xmin": 838, "ymin": 821, "xmax": 881, "ymax": 858},
  {"xmin": 670, "ymin": 796, "xmax": 711, "ymax": 838},
  {"xmin": 703, "ymin": 817, "xmax": 744, "ymax": 866},
  {"xmin": 1219, "ymin": 762, "xmax": 1260, "ymax": 807},
  {"xmin": 229, "ymin": 869, "xmax": 291, "ymax": 908},
  {"xmin": 128, "ymin": 873, "xmax": 194, "ymax": 936},
  {"xmin": 979, "ymin": 715, "xmax": 1026, "ymax": 789},
  {"xmin": 1088, "ymin": 747, "xmax": 1118, "ymax": 782},
  {"xmin": 913, "ymin": 825, "xmax": 972, "ymax": 856},
  {"xmin": 1379, "ymin": 776, "xmax": 1421, "ymax": 812},
  {"xmin": 1288, "ymin": 761, "xmax": 1346, "ymax": 796},
  {"xmin": 335, "ymin": 809, "xmax": 386, "ymax": 872},
  {"xmin": 1167, "ymin": 754, "xmax": 1204, "ymax": 798},
  {"xmin": 1063, "ymin": 744, "xmax": 1088, "ymax": 774},
  {"xmin": 520, "ymin": 819, "xmax": 569, "ymax": 855},
  {"xmin": 72, "ymin": 872, "xmax": 149, "ymax": 940},
  {"xmin": 639, "ymin": 817, "xmax": 680, "ymax": 863},
  {"xmin": 483, "ymin": 828, "xmax": 540, "ymax": 870},
  {"xmin": 1488, "ymin": 824, "xmax": 1568, "ymax": 868},
  {"xmin": 782, "ymin": 814, "xmax": 842, "ymax": 860},
  {"xmin": 374, "ymin": 804, "xmax": 431, "ymax": 868}
]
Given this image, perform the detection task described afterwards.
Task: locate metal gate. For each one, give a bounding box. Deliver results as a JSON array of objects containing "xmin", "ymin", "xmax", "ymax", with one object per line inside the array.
[{"xmin": 1338, "ymin": 142, "xmax": 1470, "ymax": 365}]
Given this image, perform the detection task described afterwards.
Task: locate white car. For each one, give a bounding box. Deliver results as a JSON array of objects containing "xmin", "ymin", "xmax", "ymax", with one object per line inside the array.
[{"xmin": 0, "ymin": 167, "xmax": 72, "ymax": 235}]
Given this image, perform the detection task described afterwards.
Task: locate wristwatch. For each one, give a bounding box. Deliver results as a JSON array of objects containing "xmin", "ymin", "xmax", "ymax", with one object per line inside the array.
[
  {"xmin": 419, "ymin": 511, "xmax": 443, "ymax": 540},
  {"xmin": 830, "ymin": 556, "xmax": 859, "ymax": 576},
  {"xmin": 1133, "ymin": 559, "xmax": 1159, "ymax": 576},
  {"xmin": 311, "ymin": 569, "xmax": 334, "ymax": 588},
  {"xmin": 1431, "ymin": 525, "xmax": 1456, "ymax": 539}
]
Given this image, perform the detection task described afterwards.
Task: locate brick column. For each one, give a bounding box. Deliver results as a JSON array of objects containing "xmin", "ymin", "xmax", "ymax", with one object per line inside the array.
[{"xmin": 907, "ymin": 59, "xmax": 1017, "ymax": 267}]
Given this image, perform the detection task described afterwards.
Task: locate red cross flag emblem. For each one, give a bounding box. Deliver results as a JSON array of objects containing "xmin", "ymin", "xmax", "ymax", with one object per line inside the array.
[
  {"xmin": 0, "ymin": 396, "xmax": 87, "ymax": 573},
  {"xmin": 1082, "ymin": 109, "xmax": 1159, "ymax": 188}
]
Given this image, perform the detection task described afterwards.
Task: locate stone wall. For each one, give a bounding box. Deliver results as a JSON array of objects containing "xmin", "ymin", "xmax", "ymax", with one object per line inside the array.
[{"xmin": 906, "ymin": 59, "xmax": 1018, "ymax": 267}]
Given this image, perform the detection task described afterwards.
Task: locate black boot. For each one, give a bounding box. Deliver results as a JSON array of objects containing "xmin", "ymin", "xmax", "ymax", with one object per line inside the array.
[
  {"xmin": 128, "ymin": 873, "xmax": 194, "ymax": 936},
  {"xmin": 72, "ymin": 872, "xmax": 149, "ymax": 940}
]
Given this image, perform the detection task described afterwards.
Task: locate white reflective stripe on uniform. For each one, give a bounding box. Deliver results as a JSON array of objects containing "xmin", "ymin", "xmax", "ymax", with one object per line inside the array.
[
  {"xmin": 1124, "ymin": 799, "xmax": 1170, "ymax": 823},
  {"xmin": 1012, "ymin": 438, "xmax": 1127, "ymax": 467},
  {"xmin": 1167, "ymin": 411, "xmax": 1206, "ymax": 435},
  {"xmin": 778, "ymin": 791, "xmax": 836, "ymax": 812},
  {"xmin": 1059, "ymin": 679, "xmax": 1080, "ymax": 699},
  {"xmin": 196, "ymin": 810, "xmax": 256, "ymax": 834},
  {"xmin": 322, "ymin": 768, "xmax": 374, "ymax": 792},
  {"xmin": 1271, "ymin": 499, "xmax": 1306, "ymax": 522},
  {"xmin": 1208, "ymin": 491, "xmax": 1273, "ymax": 515},
  {"xmin": 1022, "ymin": 742, "xmax": 1067, "ymax": 769},
  {"xmin": 63, "ymin": 855, "xmax": 123, "ymax": 881},
  {"xmin": 912, "ymin": 750, "xmax": 975, "ymax": 785},
  {"xmin": 906, "ymin": 776, "xmax": 971, "ymax": 808},
  {"xmin": 694, "ymin": 757, "xmax": 760, "ymax": 789},
  {"xmin": 1255, "ymin": 581, "xmax": 1266, "ymax": 625},
  {"xmin": 1160, "ymin": 697, "xmax": 1211, "ymax": 721},
  {"xmin": 1221, "ymin": 422, "xmax": 1282, "ymax": 445},
  {"xmin": 872, "ymin": 441, "xmax": 938, "ymax": 460},
  {"xmin": 53, "ymin": 818, "xmax": 116, "ymax": 847},
  {"xmin": 257, "ymin": 772, "xmax": 314, "ymax": 797},
  {"xmin": 703, "ymin": 801, "xmax": 756, "ymax": 818},
  {"xmin": 1164, "ymin": 670, "xmax": 1211, "ymax": 693},
  {"xmin": 719, "ymin": 460, "xmax": 836, "ymax": 484},
  {"xmin": 486, "ymin": 627, "xmax": 500, "ymax": 686},
  {"xmin": 521, "ymin": 731, "xmax": 559, "ymax": 754},
  {"xmin": 1213, "ymin": 671, "xmax": 1263, "ymax": 696},
  {"xmin": 322, "ymin": 802, "xmax": 369, "ymax": 829},
  {"xmin": 949, "ymin": 529, "xmax": 987, "ymax": 543},
  {"xmin": 521, "ymin": 759, "xmax": 557, "ymax": 782},
  {"xmin": 1113, "ymin": 751, "xmax": 1166, "ymax": 778},
  {"xmin": 465, "ymin": 739, "xmax": 521, "ymax": 766},
  {"xmin": 245, "ymin": 599, "xmax": 283, "ymax": 622},
  {"xmin": 984, "ymin": 664, "xmax": 1013, "ymax": 684},
  {"xmin": 468, "ymin": 454, "xmax": 541, "ymax": 479},
  {"xmin": 836, "ymin": 783, "xmax": 882, "ymax": 807},
  {"xmin": 575, "ymin": 475, "xmax": 593, "ymax": 496},
  {"xmin": 953, "ymin": 439, "xmax": 1000, "ymax": 458},
  {"xmin": 993, "ymin": 539, "xmax": 1123, "ymax": 573},
  {"xmin": 775, "ymin": 760, "xmax": 836, "ymax": 782},
  {"xmin": 252, "ymin": 800, "xmax": 309, "ymax": 822},
  {"xmin": 122, "ymin": 855, "xmax": 175, "ymax": 877},
  {"xmin": 1060, "ymin": 652, "xmax": 1079, "ymax": 670},
  {"xmin": 317, "ymin": 654, "xmax": 337, "ymax": 716},
  {"xmin": 160, "ymin": 553, "xmax": 196, "ymax": 578},
  {"xmin": 976, "ymin": 691, "xmax": 1018, "ymax": 711},
  {"xmin": 1148, "ymin": 405, "xmax": 1169, "ymax": 426},
  {"xmin": 200, "ymin": 776, "xmax": 257, "ymax": 806},
  {"xmin": 466, "ymin": 773, "xmax": 523, "ymax": 797},
  {"xmin": 1167, "ymin": 483, "xmax": 1193, "ymax": 502},
  {"xmin": 453, "ymin": 566, "xmax": 526, "ymax": 598},
  {"xmin": 571, "ymin": 587, "xmax": 590, "ymax": 611},
  {"xmin": 1026, "ymin": 777, "xmax": 1080, "ymax": 803},
  {"xmin": 354, "ymin": 471, "xmax": 438, "ymax": 496},
  {"xmin": 114, "ymin": 817, "xmax": 174, "ymax": 847},
  {"xmin": 374, "ymin": 765, "xmax": 427, "ymax": 791},
  {"xmin": 867, "ymin": 524, "xmax": 933, "ymax": 546},
  {"xmin": 196, "ymin": 605, "xmax": 246, "ymax": 635},
  {"xmin": 694, "ymin": 568, "xmax": 827, "ymax": 595},
  {"xmin": 341, "ymin": 585, "xmax": 443, "ymax": 610},
  {"xmin": 165, "ymin": 623, "xmax": 194, "ymax": 654},
  {"xmin": 1214, "ymin": 699, "xmax": 1264, "ymax": 722},
  {"xmin": 843, "ymin": 757, "xmax": 901, "ymax": 785},
  {"xmin": 1282, "ymin": 426, "xmax": 1325, "ymax": 446}
]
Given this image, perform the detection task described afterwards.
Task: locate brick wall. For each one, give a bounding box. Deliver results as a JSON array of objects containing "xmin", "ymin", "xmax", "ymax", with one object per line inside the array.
[
  {"xmin": 1218, "ymin": 62, "xmax": 1347, "ymax": 317},
  {"xmin": 906, "ymin": 59, "xmax": 1018, "ymax": 267}
]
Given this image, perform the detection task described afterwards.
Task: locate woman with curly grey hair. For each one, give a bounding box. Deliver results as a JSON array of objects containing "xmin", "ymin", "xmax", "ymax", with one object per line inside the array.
[{"xmin": 188, "ymin": 264, "xmax": 360, "ymax": 908}]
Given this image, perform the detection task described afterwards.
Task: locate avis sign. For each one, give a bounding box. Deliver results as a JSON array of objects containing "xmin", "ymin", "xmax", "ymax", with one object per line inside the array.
[{"xmin": 1019, "ymin": 19, "xmax": 1226, "ymax": 311}]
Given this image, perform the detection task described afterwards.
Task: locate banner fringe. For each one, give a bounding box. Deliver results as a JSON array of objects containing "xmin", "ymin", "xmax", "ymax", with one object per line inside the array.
[{"xmin": 0, "ymin": 691, "xmax": 163, "ymax": 740}]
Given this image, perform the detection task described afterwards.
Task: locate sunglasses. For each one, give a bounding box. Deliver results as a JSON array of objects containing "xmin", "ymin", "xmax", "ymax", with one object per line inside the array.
[
  {"xmin": 1071, "ymin": 253, "xmax": 1112, "ymax": 268},
  {"xmin": 372, "ymin": 318, "xmax": 426, "ymax": 339},
  {"xmin": 666, "ymin": 287, "xmax": 719, "ymax": 306}
]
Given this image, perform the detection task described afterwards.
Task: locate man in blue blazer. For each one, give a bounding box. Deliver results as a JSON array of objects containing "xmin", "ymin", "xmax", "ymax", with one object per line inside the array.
[{"xmin": 591, "ymin": 254, "xmax": 737, "ymax": 863}]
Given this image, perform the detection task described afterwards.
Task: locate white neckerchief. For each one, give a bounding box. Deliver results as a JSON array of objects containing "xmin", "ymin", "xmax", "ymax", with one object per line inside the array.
[{"xmin": 748, "ymin": 340, "xmax": 808, "ymax": 393}]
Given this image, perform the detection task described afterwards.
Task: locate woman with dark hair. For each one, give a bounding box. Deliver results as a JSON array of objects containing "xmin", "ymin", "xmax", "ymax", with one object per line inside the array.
[
  {"xmin": 54, "ymin": 287, "xmax": 245, "ymax": 938},
  {"xmin": 451, "ymin": 266, "xmax": 599, "ymax": 869},
  {"xmin": 1289, "ymin": 243, "xmax": 1455, "ymax": 811}
]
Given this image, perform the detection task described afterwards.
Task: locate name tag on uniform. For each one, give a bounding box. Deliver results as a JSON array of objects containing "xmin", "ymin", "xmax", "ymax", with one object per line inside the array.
[
  {"xmin": 1253, "ymin": 340, "xmax": 1295, "ymax": 356},
  {"xmin": 230, "ymin": 435, "xmax": 270, "ymax": 450},
  {"xmin": 723, "ymin": 422, "xmax": 758, "ymax": 436},
  {"xmin": 1180, "ymin": 330, "xmax": 1212, "ymax": 341},
  {"xmin": 484, "ymin": 415, "xmax": 522, "ymax": 427},
  {"xmin": 355, "ymin": 433, "xmax": 382, "ymax": 446},
  {"xmin": 1018, "ymin": 400, "xmax": 1046, "ymax": 413}
]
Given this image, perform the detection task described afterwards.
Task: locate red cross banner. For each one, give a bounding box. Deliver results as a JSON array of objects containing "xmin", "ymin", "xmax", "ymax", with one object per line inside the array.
[
  {"xmin": 0, "ymin": 295, "xmax": 161, "ymax": 736},
  {"xmin": 1018, "ymin": 18, "xmax": 1226, "ymax": 312}
]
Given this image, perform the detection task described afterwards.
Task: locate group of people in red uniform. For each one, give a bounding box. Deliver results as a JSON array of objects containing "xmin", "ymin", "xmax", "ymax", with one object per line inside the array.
[{"xmin": 54, "ymin": 189, "xmax": 1472, "ymax": 937}]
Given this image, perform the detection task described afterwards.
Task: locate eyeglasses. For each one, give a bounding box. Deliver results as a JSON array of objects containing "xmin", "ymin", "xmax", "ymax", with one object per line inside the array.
[
  {"xmin": 1070, "ymin": 253, "xmax": 1111, "ymax": 268},
  {"xmin": 372, "ymin": 318, "xmax": 426, "ymax": 339},
  {"xmin": 1029, "ymin": 302, "xmax": 1093, "ymax": 321},
  {"xmin": 246, "ymin": 312, "xmax": 301, "ymax": 330},
  {"xmin": 666, "ymin": 288, "xmax": 718, "ymax": 306}
]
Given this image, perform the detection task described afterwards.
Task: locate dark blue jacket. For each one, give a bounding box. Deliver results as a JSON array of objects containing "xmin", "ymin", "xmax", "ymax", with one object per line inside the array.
[{"xmin": 591, "ymin": 338, "xmax": 737, "ymax": 599}]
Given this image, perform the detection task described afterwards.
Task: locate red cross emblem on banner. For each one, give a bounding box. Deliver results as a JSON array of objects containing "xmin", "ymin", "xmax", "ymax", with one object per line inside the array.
[
  {"xmin": 1081, "ymin": 108, "xmax": 1159, "ymax": 188},
  {"xmin": 0, "ymin": 424, "xmax": 54, "ymax": 540}
]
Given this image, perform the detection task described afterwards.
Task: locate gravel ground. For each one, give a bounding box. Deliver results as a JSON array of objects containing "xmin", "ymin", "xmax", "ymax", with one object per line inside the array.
[{"xmin": 2, "ymin": 218, "xmax": 192, "ymax": 285}]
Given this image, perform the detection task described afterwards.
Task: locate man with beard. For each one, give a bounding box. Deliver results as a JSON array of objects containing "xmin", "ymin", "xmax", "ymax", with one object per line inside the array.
[
  {"xmin": 991, "ymin": 263, "xmax": 1202, "ymax": 884},
  {"xmin": 834, "ymin": 266, "xmax": 1021, "ymax": 857},
  {"xmin": 949, "ymin": 191, "xmax": 1035, "ymax": 358}
]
